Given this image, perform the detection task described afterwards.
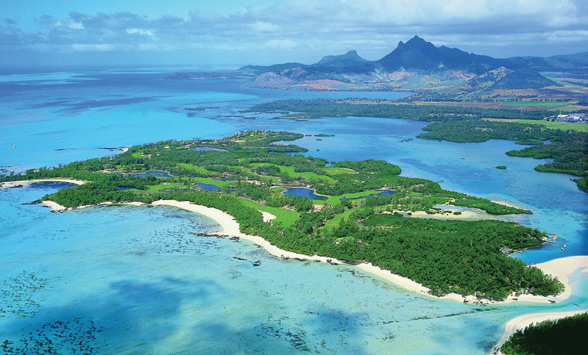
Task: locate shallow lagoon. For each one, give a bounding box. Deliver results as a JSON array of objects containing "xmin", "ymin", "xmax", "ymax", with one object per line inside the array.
[
  {"xmin": 1, "ymin": 184, "xmax": 587, "ymax": 354},
  {"xmin": 1, "ymin": 69, "xmax": 587, "ymax": 354}
]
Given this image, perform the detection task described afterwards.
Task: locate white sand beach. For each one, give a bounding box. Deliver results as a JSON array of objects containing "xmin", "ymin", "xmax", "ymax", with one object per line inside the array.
[
  {"xmin": 493, "ymin": 308, "xmax": 588, "ymax": 354},
  {"xmin": 407, "ymin": 209, "xmax": 482, "ymax": 220},
  {"xmin": 149, "ymin": 200, "xmax": 587, "ymax": 306},
  {"xmin": 1, "ymin": 179, "xmax": 85, "ymax": 212},
  {"xmin": 261, "ymin": 211, "xmax": 277, "ymax": 222},
  {"xmin": 42, "ymin": 200, "xmax": 67, "ymax": 212},
  {"xmin": 490, "ymin": 256, "xmax": 588, "ymax": 354},
  {"xmin": 514, "ymin": 256, "xmax": 588, "ymax": 303},
  {"xmin": 151, "ymin": 200, "xmax": 342, "ymax": 263},
  {"xmin": 22, "ymin": 190, "xmax": 588, "ymax": 307},
  {"xmin": 1, "ymin": 178, "xmax": 85, "ymax": 189}
]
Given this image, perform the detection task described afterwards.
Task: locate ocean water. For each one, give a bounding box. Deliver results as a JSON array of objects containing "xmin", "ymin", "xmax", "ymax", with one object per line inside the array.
[{"xmin": 1, "ymin": 69, "xmax": 587, "ymax": 354}]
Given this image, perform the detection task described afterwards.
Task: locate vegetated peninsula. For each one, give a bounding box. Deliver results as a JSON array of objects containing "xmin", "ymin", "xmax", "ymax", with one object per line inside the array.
[{"xmin": 1, "ymin": 131, "xmax": 563, "ymax": 301}]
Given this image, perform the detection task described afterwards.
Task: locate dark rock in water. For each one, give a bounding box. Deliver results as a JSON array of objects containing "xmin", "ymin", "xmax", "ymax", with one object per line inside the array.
[
  {"xmin": 166, "ymin": 72, "xmax": 192, "ymax": 80},
  {"xmin": 98, "ymin": 147, "xmax": 126, "ymax": 152},
  {"xmin": 22, "ymin": 199, "xmax": 43, "ymax": 205},
  {"xmin": 233, "ymin": 256, "xmax": 247, "ymax": 261},
  {"xmin": 252, "ymin": 260, "xmax": 262, "ymax": 267}
]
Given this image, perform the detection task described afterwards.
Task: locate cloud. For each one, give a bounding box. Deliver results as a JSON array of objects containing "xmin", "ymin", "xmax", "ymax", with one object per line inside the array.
[
  {"xmin": 1, "ymin": 0, "xmax": 586, "ymax": 65},
  {"xmin": 70, "ymin": 43, "xmax": 117, "ymax": 52},
  {"xmin": 266, "ymin": 39, "xmax": 297, "ymax": 49},
  {"xmin": 249, "ymin": 21, "xmax": 280, "ymax": 33},
  {"xmin": 126, "ymin": 28, "xmax": 154, "ymax": 36}
]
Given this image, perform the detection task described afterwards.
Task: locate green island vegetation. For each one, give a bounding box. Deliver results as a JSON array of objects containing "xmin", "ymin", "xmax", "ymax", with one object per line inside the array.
[
  {"xmin": 248, "ymin": 99, "xmax": 588, "ymax": 192},
  {"xmin": 248, "ymin": 99, "xmax": 553, "ymax": 121},
  {"xmin": 500, "ymin": 312, "xmax": 588, "ymax": 355},
  {"xmin": 515, "ymin": 140, "xmax": 543, "ymax": 145},
  {"xmin": 1, "ymin": 131, "xmax": 563, "ymax": 300},
  {"xmin": 486, "ymin": 118, "xmax": 588, "ymax": 134}
]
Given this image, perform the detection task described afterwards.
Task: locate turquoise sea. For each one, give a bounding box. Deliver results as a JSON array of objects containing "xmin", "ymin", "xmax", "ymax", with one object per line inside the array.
[{"xmin": 1, "ymin": 69, "xmax": 586, "ymax": 354}]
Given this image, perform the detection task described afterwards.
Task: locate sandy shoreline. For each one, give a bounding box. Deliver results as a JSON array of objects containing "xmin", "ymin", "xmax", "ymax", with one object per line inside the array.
[
  {"xmin": 493, "ymin": 308, "xmax": 588, "ymax": 354},
  {"xmin": 152, "ymin": 200, "xmax": 346, "ymax": 263},
  {"xmin": 490, "ymin": 256, "xmax": 588, "ymax": 354},
  {"xmin": 1, "ymin": 179, "xmax": 85, "ymax": 189},
  {"xmin": 149, "ymin": 200, "xmax": 588, "ymax": 306},
  {"xmin": 10, "ymin": 181, "xmax": 588, "ymax": 353},
  {"xmin": 21, "ymin": 193, "xmax": 588, "ymax": 307}
]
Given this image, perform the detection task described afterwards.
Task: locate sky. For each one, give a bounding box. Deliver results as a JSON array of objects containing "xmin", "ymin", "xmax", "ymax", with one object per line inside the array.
[{"xmin": 1, "ymin": 0, "xmax": 587, "ymax": 69}]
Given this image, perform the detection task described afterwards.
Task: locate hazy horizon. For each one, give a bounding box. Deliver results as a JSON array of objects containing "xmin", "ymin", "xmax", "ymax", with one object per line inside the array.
[{"xmin": 2, "ymin": 0, "xmax": 587, "ymax": 69}]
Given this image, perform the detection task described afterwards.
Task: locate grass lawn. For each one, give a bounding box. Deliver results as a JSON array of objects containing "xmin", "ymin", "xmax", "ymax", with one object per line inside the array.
[
  {"xmin": 238, "ymin": 198, "xmax": 299, "ymax": 228},
  {"xmin": 323, "ymin": 167, "xmax": 356, "ymax": 175},
  {"xmin": 323, "ymin": 208, "xmax": 357, "ymax": 230},
  {"xmin": 483, "ymin": 118, "xmax": 588, "ymax": 133},
  {"xmin": 142, "ymin": 182, "xmax": 186, "ymax": 193},
  {"xmin": 322, "ymin": 205, "xmax": 389, "ymax": 230},
  {"xmin": 177, "ymin": 163, "xmax": 218, "ymax": 175},
  {"xmin": 234, "ymin": 165, "xmax": 281, "ymax": 183},
  {"xmin": 250, "ymin": 163, "xmax": 337, "ymax": 184},
  {"xmin": 192, "ymin": 177, "xmax": 232, "ymax": 187},
  {"xmin": 326, "ymin": 190, "xmax": 385, "ymax": 206},
  {"xmin": 499, "ymin": 101, "xmax": 570, "ymax": 109}
]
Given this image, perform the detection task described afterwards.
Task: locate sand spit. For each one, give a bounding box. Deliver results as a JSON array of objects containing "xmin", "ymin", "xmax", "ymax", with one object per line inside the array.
[
  {"xmin": 492, "ymin": 308, "xmax": 588, "ymax": 355},
  {"xmin": 490, "ymin": 256, "xmax": 588, "ymax": 354}
]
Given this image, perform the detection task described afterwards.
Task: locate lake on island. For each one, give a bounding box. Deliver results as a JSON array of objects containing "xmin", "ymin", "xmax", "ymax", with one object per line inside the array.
[
  {"xmin": 1, "ymin": 69, "xmax": 587, "ymax": 354},
  {"xmin": 284, "ymin": 187, "xmax": 329, "ymax": 200}
]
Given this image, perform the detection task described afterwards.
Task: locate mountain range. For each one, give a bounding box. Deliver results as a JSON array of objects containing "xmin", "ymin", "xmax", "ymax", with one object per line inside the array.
[{"xmin": 240, "ymin": 36, "xmax": 588, "ymax": 92}]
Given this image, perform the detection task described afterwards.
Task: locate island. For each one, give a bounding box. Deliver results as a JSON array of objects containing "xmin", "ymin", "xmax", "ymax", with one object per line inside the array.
[
  {"xmin": 237, "ymin": 36, "xmax": 587, "ymax": 193},
  {"xmin": 248, "ymin": 100, "xmax": 588, "ymax": 191},
  {"xmin": 1, "ymin": 131, "xmax": 565, "ymax": 303}
]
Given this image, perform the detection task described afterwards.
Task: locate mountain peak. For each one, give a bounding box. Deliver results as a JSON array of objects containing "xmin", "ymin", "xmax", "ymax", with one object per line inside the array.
[
  {"xmin": 317, "ymin": 50, "xmax": 368, "ymax": 66},
  {"xmin": 377, "ymin": 36, "xmax": 504, "ymax": 73},
  {"xmin": 408, "ymin": 35, "xmax": 425, "ymax": 42},
  {"xmin": 402, "ymin": 35, "xmax": 437, "ymax": 50},
  {"xmin": 345, "ymin": 50, "xmax": 359, "ymax": 56},
  {"xmin": 378, "ymin": 36, "xmax": 441, "ymax": 70}
]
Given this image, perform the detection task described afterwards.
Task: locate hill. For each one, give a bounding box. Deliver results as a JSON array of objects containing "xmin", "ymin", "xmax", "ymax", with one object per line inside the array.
[{"xmin": 239, "ymin": 36, "xmax": 587, "ymax": 100}]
